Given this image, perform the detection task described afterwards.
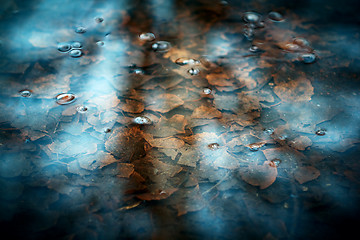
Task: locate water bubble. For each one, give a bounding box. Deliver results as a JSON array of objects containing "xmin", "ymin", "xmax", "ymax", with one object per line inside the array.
[
  {"xmin": 139, "ymin": 32, "xmax": 156, "ymax": 41},
  {"xmin": 104, "ymin": 127, "xmax": 111, "ymax": 133},
  {"xmin": 264, "ymin": 128, "xmax": 274, "ymax": 134},
  {"xmin": 134, "ymin": 116, "xmax": 152, "ymax": 125},
  {"xmin": 243, "ymin": 12, "xmax": 261, "ymax": 23},
  {"xmin": 57, "ymin": 42, "xmax": 71, "ymax": 52},
  {"xmin": 95, "ymin": 17, "xmax": 104, "ymax": 23},
  {"xmin": 243, "ymin": 27, "xmax": 254, "ymax": 40},
  {"xmin": 175, "ymin": 58, "xmax": 200, "ymax": 66},
  {"xmin": 76, "ymin": 105, "xmax": 88, "ymax": 113},
  {"xmin": 283, "ymin": 43, "xmax": 302, "ymax": 52},
  {"xmin": 188, "ymin": 68, "xmax": 200, "ymax": 76},
  {"xmin": 96, "ymin": 41, "xmax": 104, "ymax": 46},
  {"xmin": 71, "ymin": 41, "xmax": 82, "ymax": 49},
  {"xmin": 203, "ymin": 88, "xmax": 212, "ymax": 95},
  {"xmin": 315, "ymin": 129, "xmax": 326, "ymax": 136},
  {"xmin": 19, "ymin": 89, "xmax": 32, "ymax": 97},
  {"xmin": 208, "ymin": 143, "xmax": 220, "ymax": 150},
  {"xmin": 249, "ymin": 45, "xmax": 259, "ymax": 53},
  {"xmin": 300, "ymin": 53, "xmax": 316, "ymax": 64},
  {"xmin": 69, "ymin": 49, "xmax": 82, "ymax": 58},
  {"xmin": 268, "ymin": 12, "xmax": 284, "ymax": 22},
  {"xmin": 130, "ymin": 68, "xmax": 144, "ymax": 75},
  {"xmin": 293, "ymin": 38, "xmax": 310, "ymax": 48},
  {"xmin": 56, "ymin": 93, "xmax": 76, "ymax": 105},
  {"xmin": 271, "ymin": 159, "xmax": 281, "ymax": 167},
  {"xmin": 75, "ymin": 26, "xmax": 87, "ymax": 34},
  {"xmin": 152, "ymin": 41, "xmax": 171, "ymax": 52}
]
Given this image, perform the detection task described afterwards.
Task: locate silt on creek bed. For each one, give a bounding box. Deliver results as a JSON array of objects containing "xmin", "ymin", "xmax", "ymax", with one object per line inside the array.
[{"xmin": 0, "ymin": 0, "xmax": 360, "ymax": 239}]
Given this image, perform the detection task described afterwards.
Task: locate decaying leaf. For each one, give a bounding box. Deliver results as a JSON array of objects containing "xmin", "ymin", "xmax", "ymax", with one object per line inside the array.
[
  {"xmin": 136, "ymin": 188, "xmax": 178, "ymax": 201},
  {"xmin": 294, "ymin": 166, "xmax": 320, "ymax": 184},
  {"xmin": 240, "ymin": 161, "xmax": 278, "ymax": 189},
  {"xmin": 119, "ymin": 99, "xmax": 144, "ymax": 113},
  {"xmin": 191, "ymin": 105, "xmax": 222, "ymax": 119},
  {"xmin": 105, "ymin": 127, "xmax": 149, "ymax": 161},
  {"xmin": 274, "ymin": 77, "xmax": 314, "ymax": 102},
  {"xmin": 146, "ymin": 93, "xmax": 184, "ymax": 113},
  {"xmin": 78, "ymin": 151, "xmax": 118, "ymax": 170}
]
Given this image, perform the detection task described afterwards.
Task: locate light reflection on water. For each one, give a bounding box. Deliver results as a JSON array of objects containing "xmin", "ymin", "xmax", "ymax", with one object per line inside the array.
[{"xmin": 1, "ymin": 0, "xmax": 360, "ymax": 239}]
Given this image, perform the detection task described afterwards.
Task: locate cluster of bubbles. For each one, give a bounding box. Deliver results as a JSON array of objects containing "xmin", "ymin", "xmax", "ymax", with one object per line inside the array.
[
  {"xmin": 283, "ymin": 38, "xmax": 317, "ymax": 64},
  {"xmin": 133, "ymin": 116, "xmax": 152, "ymax": 125},
  {"xmin": 57, "ymin": 41, "xmax": 83, "ymax": 58}
]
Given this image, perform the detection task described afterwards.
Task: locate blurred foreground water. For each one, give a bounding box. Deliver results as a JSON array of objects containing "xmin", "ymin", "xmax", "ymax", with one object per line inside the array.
[{"xmin": 1, "ymin": 0, "xmax": 360, "ymax": 239}]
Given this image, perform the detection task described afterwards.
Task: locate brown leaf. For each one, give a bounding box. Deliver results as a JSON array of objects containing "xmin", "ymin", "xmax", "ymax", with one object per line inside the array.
[
  {"xmin": 173, "ymin": 185, "xmax": 206, "ymax": 216},
  {"xmin": 206, "ymin": 73, "xmax": 234, "ymax": 87},
  {"xmin": 289, "ymin": 136, "xmax": 312, "ymax": 150},
  {"xmin": 146, "ymin": 114, "xmax": 187, "ymax": 137},
  {"xmin": 119, "ymin": 99, "xmax": 144, "ymax": 113},
  {"xmin": 146, "ymin": 93, "xmax": 184, "ymax": 113},
  {"xmin": 145, "ymin": 136, "xmax": 185, "ymax": 149},
  {"xmin": 136, "ymin": 188, "xmax": 178, "ymax": 201},
  {"xmin": 240, "ymin": 161, "xmax": 278, "ymax": 189},
  {"xmin": 274, "ymin": 77, "xmax": 314, "ymax": 102},
  {"xmin": 78, "ymin": 152, "xmax": 118, "ymax": 170},
  {"xmin": 191, "ymin": 105, "xmax": 222, "ymax": 119},
  {"xmin": 105, "ymin": 127, "xmax": 149, "ymax": 161},
  {"xmin": 294, "ymin": 166, "xmax": 320, "ymax": 184},
  {"xmin": 116, "ymin": 163, "xmax": 135, "ymax": 178}
]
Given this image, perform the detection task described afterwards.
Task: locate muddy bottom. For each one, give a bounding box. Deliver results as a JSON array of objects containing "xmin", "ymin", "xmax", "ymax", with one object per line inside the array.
[{"xmin": 1, "ymin": 0, "xmax": 360, "ymax": 239}]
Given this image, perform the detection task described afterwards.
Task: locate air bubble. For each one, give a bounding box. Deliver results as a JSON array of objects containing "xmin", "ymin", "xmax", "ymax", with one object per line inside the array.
[
  {"xmin": 271, "ymin": 159, "xmax": 281, "ymax": 167},
  {"xmin": 203, "ymin": 88, "xmax": 212, "ymax": 95},
  {"xmin": 104, "ymin": 128, "xmax": 111, "ymax": 133},
  {"xmin": 76, "ymin": 105, "xmax": 88, "ymax": 113},
  {"xmin": 188, "ymin": 68, "xmax": 200, "ymax": 76},
  {"xmin": 268, "ymin": 12, "xmax": 284, "ymax": 22},
  {"xmin": 134, "ymin": 116, "xmax": 152, "ymax": 125},
  {"xmin": 249, "ymin": 45, "xmax": 259, "ymax": 52},
  {"xmin": 75, "ymin": 26, "xmax": 87, "ymax": 34},
  {"xmin": 69, "ymin": 49, "xmax": 82, "ymax": 58},
  {"xmin": 315, "ymin": 129, "xmax": 326, "ymax": 136},
  {"xmin": 152, "ymin": 41, "xmax": 171, "ymax": 52},
  {"xmin": 243, "ymin": 12, "xmax": 261, "ymax": 23},
  {"xmin": 208, "ymin": 143, "xmax": 220, "ymax": 150},
  {"xmin": 95, "ymin": 17, "xmax": 104, "ymax": 23},
  {"xmin": 57, "ymin": 42, "xmax": 71, "ymax": 52},
  {"xmin": 301, "ymin": 53, "xmax": 316, "ymax": 64},
  {"xmin": 175, "ymin": 58, "xmax": 200, "ymax": 66},
  {"xmin": 96, "ymin": 41, "xmax": 104, "ymax": 46},
  {"xmin": 55, "ymin": 93, "xmax": 76, "ymax": 105},
  {"xmin": 19, "ymin": 89, "xmax": 32, "ymax": 97},
  {"xmin": 139, "ymin": 32, "xmax": 156, "ymax": 41},
  {"xmin": 71, "ymin": 41, "xmax": 82, "ymax": 49}
]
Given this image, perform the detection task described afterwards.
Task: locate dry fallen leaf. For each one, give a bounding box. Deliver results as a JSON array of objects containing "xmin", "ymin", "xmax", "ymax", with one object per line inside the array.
[
  {"xmin": 240, "ymin": 161, "xmax": 278, "ymax": 189},
  {"xmin": 294, "ymin": 166, "xmax": 320, "ymax": 184}
]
